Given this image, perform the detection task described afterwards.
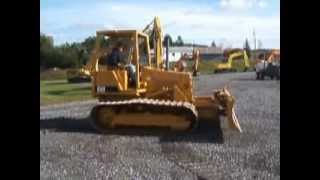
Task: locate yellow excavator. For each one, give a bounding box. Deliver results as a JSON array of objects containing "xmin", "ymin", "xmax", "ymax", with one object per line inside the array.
[
  {"xmin": 213, "ymin": 50, "xmax": 250, "ymax": 73},
  {"xmin": 83, "ymin": 17, "xmax": 242, "ymax": 133}
]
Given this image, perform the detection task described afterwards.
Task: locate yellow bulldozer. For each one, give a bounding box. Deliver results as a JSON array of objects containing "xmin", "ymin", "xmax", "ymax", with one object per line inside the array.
[
  {"xmin": 213, "ymin": 50, "xmax": 250, "ymax": 73},
  {"xmin": 83, "ymin": 17, "xmax": 242, "ymax": 133}
]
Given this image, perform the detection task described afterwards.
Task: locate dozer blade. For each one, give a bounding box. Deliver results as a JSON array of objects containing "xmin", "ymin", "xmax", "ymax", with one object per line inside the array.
[{"xmin": 213, "ymin": 88, "xmax": 242, "ymax": 132}]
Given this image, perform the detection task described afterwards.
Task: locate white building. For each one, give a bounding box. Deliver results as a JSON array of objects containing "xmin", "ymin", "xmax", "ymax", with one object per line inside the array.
[
  {"xmin": 162, "ymin": 47, "xmax": 194, "ymax": 62},
  {"xmin": 151, "ymin": 46, "xmax": 223, "ymax": 62}
]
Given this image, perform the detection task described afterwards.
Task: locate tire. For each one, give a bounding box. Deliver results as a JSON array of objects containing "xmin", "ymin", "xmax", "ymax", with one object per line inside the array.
[
  {"xmin": 276, "ymin": 72, "xmax": 280, "ymax": 80},
  {"xmin": 256, "ymin": 72, "xmax": 260, "ymax": 80},
  {"xmin": 276, "ymin": 68, "xmax": 280, "ymax": 80}
]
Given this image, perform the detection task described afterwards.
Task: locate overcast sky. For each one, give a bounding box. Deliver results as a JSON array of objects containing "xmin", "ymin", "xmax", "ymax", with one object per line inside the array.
[{"xmin": 40, "ymin": 0, "xmax": 280, "ymax": 49}]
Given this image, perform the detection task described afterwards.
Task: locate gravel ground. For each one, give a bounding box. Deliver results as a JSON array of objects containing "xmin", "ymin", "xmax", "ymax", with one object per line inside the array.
[{"xmin": 40, "ymin": 72, "xmax": 280, "ymax": 180}]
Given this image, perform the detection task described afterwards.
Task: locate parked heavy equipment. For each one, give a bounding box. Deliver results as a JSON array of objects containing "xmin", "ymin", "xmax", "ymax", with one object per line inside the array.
[
  {"xmin": 66, "ymin": 67, "xmax": 91, "ymax": 83},
  {"xmin": 192, "ymin": 49, "xmax": 200, "ymax": 76},
  {"xmin": 84, "ymin": 17, "xmax": 242, "ymax": 133},
  {"xmin": 213, "ymin": 50, "xmax": 250, "ymax": 73},
  {"xmin": 174, "ymin": 54, "xmax": 188, "ymax": 72},
  {"xmin": 255, "ymin": 49, "xmax": 280, "ymax": 80},
  {"xmin": 173, "ymin": 49, "xmax": 200, "ymax": 77}
]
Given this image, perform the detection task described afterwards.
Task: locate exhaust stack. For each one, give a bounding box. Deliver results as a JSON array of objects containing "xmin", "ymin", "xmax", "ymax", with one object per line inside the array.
[{"xmin": 165, "ymin": 37, "xmax": 169, "ymax": 71}]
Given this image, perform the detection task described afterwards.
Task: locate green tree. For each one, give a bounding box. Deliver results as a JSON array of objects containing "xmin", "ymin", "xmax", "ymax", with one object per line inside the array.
[
  {"xmin": 81, "ymin": 36, "xmax": 97, "ymax": 54},
  {"xmin": 176, "ymin": 35, "xmax": 184, "ymax": 46},
  {"xmin": 40, "ymin": 33, "xmax": 115, "ymax": 69},
  {"xmin": 40, "ymin": 33, "xmax": 55, "ymax": 68},
  {"xmin": 244, "ymin": 38, "xmax": 251, "ymax": 58},
  {"xmin": 211, "ymin": 40, "xmax": 216, "ymax": 47},
  {"xmin": 163, "ymin": 34, "xmax": 173, "ymax": 46}
]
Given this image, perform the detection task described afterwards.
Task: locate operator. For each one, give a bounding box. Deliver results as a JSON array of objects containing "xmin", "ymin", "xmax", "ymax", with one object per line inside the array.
[
  {"xmin": 106, "ymin": 43, "xmax": 136, "ymax": 85},
  {"xmin": 106, "ymin": 43, "xmax": 124, "ymax": 67},
  {"xmin": 126, "ymin": 62, "xmax": 136, "ymax": 86}
]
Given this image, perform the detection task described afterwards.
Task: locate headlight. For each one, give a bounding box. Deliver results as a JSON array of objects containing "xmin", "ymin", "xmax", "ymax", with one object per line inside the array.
[{"xmin": 97, "ymin": 86, "xmax": 105, "ymax": 93}]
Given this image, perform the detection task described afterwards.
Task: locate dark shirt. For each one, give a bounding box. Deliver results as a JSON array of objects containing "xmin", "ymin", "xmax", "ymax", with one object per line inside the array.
[{"xmin": 106, "ymin": 48, "xmax": 122, "ymax": 66}]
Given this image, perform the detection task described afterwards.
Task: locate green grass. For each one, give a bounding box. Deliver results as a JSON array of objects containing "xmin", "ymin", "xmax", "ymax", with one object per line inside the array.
[
  {"xmin": 170, "ymin": 60, "xmax": 255, "ymax": 74},
  {"xmin": 40, "ymin": 60, "xmax": 256, "ymax": 105},
  {"xmin": 40, "ymin": 80, "xmax": 93, "ymax": 105},
  {"xmin": 40, "ymin": 69, "xmax": 67, "ymax": 80}
]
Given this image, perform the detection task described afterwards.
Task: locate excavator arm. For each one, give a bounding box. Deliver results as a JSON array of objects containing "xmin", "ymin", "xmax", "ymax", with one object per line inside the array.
[
  {"xmin": 227, "ymin": 50, "xmax": 250, "ymax": 69},
  {"xmin": 243, "ymin": 51, "xmax": 250, "ymax": 68},
  {"xmin": 82, "ymin": 34, "xmax": 107, "ymax": 75},
  {"xmin": 142, "ymin": 16, "xmax": 163, "ymax": 68}
]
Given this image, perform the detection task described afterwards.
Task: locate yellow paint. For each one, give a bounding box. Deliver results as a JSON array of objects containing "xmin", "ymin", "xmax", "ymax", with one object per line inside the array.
[
  {"xmin": 84, "ymin": 17, "xmax": 242, "ymax": 133},
  {"xmin": 215, "ymin": 50, "xmax": 250, "ymax": 71}
]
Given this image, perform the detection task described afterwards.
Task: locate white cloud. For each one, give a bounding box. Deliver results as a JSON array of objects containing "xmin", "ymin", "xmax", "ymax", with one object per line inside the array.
[
  {"xmin": 41, "ymin": 1, "xmax": 279, "ymax": 48},
  {"xmin": 220, "ymin": 0, "xmax": 268, "ymax": 9},
  {"xmin": 258, "ymin": 1, "xmax": 267, "ymax": 8}
]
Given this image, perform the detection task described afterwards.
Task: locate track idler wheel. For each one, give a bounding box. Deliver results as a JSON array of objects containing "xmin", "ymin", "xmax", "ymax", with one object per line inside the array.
[{"xmin": 90, "ymin": 106, "xmax": 115, "ymax": 133}]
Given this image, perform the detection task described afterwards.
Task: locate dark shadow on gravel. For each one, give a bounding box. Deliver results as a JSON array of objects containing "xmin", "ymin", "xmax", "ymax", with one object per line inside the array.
[
  {"xmin": 47, "ymin": 87, "xmax": 91, "ymax": 95},
  {"xmin": 233, "ymin": 77, "xmax": 257, "ymax": 81},
  {"xmin": 40, "ymin": 117, "xmax": 97, "ymax": 134},
  {"xmin": 40, "ymin": 118, "xmax": 223, "ymax": 143},
  {"xmin": 234, "ymin": 77, "xmax": 281, "ymax": 81}
]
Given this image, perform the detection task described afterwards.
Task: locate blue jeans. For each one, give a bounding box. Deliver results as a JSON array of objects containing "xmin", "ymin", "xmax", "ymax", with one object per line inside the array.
[{"xmin": 126, "ymin": 64, "xmax": 136, "ymax": 83}]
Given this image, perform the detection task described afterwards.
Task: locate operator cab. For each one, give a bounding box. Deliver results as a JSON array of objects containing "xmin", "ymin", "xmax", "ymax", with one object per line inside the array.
[{"xmin": 93, "ymin": 30, "xmax": 151, "ymax": 92}]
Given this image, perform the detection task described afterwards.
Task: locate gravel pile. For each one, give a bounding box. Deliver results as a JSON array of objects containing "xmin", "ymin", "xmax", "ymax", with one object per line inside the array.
[{"xmin": 40, "ymin": 72, "xmax": 280, "ymax": 180}]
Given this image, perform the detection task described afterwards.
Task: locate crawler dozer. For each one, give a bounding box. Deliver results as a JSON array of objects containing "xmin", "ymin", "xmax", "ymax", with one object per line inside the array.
[{"xmin": 85, "ymin": 17, "xmax": 242, "ymax": 133}]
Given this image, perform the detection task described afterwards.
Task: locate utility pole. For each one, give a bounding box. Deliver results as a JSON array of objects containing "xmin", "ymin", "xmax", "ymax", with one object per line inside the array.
[
  {"xmin": 253, "ymin": 28, "xmax": 256, "ymax": 60},
  {"xmin": 253, "ymin": 28, "xmax": 256, "ymax": 50}
]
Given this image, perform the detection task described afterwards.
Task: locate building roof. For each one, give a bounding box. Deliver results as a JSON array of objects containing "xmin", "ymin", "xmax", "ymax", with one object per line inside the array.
[
  {"xmin": 198, "ymin": 47, "xmax": 223, "ymax": 54},
  {"xmin": 162, "ymin": 46, "xmax": 223, "ymax": 54}
]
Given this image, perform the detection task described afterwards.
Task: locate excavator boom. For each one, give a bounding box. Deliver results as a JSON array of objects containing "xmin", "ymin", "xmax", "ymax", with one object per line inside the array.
[
  {"xmin": 143, "ymin": 16, "xmax": 163, "ymax": 68},
  {"xmin": 214, "ymin": 50, "xmax": 250, "ymax": 72}
]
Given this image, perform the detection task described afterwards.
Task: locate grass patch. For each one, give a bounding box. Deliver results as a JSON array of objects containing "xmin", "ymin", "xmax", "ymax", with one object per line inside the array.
[
  {"xmin": 40, "ymin": 60, "xmax": 256, "ymax": 105},
  {"xmin": 40, "ymin": 79, "xmax": 93, "ymax": 105},
  {"xmin": 170, "ymin": 60, "xmax": 255, "ymax": 75},
  {"xmin": 40, "ymin": 68, "xmax": 67, "ymax": 81}
]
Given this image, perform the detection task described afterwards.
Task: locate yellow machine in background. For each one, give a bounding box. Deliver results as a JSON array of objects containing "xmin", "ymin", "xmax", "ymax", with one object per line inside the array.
[
  {"xmin": 214, "ymin": 50, "xmax": 250, "ymax": 73},
  {"xmin": 267, "ymin": 49, "xmax": 280, "ymax": 63},
  {"xmin": 66, "ymin": 67, "xmax": 91, "ymax": 83},
  {"xmin": 84, "ymin": 17, "xmax": 242, "ymax": 133},
  {"xmin": 255, "ymin": 49, "xmax": 280, "ymax": 80}
]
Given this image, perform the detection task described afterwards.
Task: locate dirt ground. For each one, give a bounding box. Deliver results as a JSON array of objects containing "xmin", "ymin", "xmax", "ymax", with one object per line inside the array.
[{"xmin": 40, "ymin": 72, "xmax": 280, "ymax": 180}]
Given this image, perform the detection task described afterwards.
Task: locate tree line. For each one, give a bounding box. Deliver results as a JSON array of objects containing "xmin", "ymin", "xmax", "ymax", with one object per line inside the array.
[
  {"xmin": 40, "ymin": 32, "xmax": 251, "ymax": 69},
  {"xmin": 40, "ymin": 33, "xmax": 204, "ymax": 69},
  {"xmin": 40, "ymin": 33, "xmax": 97, "ymax": 69}
]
